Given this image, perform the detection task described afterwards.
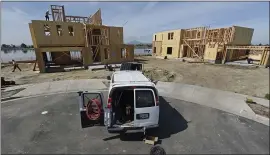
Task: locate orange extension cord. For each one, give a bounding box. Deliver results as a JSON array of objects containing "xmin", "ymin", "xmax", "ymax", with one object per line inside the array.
[{"xmin": 86, "ymin": 98, "xmax": 102, "ymax": 120}]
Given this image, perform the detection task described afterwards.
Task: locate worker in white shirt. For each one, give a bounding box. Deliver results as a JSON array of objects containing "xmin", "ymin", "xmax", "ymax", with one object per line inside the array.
[
  {"xmin": 11, "ymin": 60, "xmax": 21, "ymax": 72},
  {"xmin": 45, "ymin": 10, "xmax": 50, "ymax": 21}
]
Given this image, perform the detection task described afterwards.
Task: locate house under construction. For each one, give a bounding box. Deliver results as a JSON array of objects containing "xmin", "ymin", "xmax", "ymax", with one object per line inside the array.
[
  {"xmin": 29, "ymin": 5, "xmax": 134, "ymax": 73},
  {"xmin": 152, "ymin": 26, "xmax": 269, "ymax": 67}
]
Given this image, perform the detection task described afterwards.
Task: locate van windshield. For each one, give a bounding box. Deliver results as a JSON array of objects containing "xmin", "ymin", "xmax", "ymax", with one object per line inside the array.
[{"xmin": 135, "ymin": 90, "xmax": 155, "ymax": 108}]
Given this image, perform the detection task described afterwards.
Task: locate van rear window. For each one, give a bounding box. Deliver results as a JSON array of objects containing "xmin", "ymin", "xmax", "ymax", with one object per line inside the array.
[{"xmin": 135, "ymin": 90, "xmax": 155, "ymax": 108}]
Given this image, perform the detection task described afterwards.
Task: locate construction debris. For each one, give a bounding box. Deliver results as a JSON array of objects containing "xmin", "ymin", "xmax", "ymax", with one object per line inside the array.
[
  {"xmin": 143, "ymin": 68, "xmax": 176, "ymax": 82},
  {"xmin": 144, "ymin": 136, "xmax": 158, "ymax": 145},
  {"xmin": 1, "ymin": 77, "xmax": 16, "ymax": 87}
]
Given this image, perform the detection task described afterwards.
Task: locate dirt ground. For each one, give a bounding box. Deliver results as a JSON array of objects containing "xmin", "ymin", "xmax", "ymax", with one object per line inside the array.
[
  {"xmin": 247, "ymin": 102, "xmax": 270, "ymax": 118},
  {"xmin": 1, "ymin": 56, "xmax": 269, "ymax": 98}
]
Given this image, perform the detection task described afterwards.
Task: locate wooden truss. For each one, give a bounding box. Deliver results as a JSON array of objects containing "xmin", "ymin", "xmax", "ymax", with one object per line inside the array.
[
  {"xmin": 65, "ymin": 16, "xmax": 88, "ymax": 23},
  {"xmin": 51, "ymin": 5, "xmax": 66, "ymax": 22},
  {"xmin": 225, "ymin": 45, "xmax": 270, "ymax": 65},
  {"xmin": 50, "ymin": 5, "xmax": 102, "ymax": 25},
  {"xmin": 182, "ymin": 26, "xmax": 235, "ymax": 60},
  {"xmin": 182, "ymin": 27, "xmax": 209, "ymax": 59},
  {"xmin": 84, "ymin": 26, "xmax": 109, "ymax": 47},
  {"xmin": 206, "ymin": 27, "xmax": 234, "ymax": 45},
  {"xmin": 84, "ymin": 25, "xmax": 109, "ymax": 61}
]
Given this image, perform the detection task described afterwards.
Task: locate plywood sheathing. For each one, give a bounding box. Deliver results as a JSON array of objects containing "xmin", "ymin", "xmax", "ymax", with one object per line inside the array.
[
  {"xmin": 152, "ymin": 41, "xmax": 162, "ymax": 56},
  {"xmin": 34, "ymin": 48, "xmax": 46, "ymax": 73},
  {"xmin": 230, "ymin": 26, "xmax": 254, "ymax": 45},
  {"xmin": 125, "ymin": 44, "xmax": 135, "ymax": 61},
  {"xmin": 29, "ymin": 23, "xmax": 38, "ymax": 48},
  {"xmin": 31, "ymin": 20, "xmax": 85, "ymax": 47},
  {"xmin": 88, "ymin": 9, "xmax": 102, "ymax": 25},
  {"xmin": 82, "ymin": 47, "xmax": 93, "ymax": 66}
]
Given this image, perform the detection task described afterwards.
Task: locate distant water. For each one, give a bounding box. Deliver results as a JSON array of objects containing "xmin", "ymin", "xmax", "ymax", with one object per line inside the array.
[
  {"xmin": 1, "ymin": 49, "xmax": 36, "ymax": 63},
  {"xmin": 134, "ymin": 48, "xmax": 152, "ymax": 55},
  {"xmin": 0, "ymin": 48, "xmax": 152, "ymax": 63}
]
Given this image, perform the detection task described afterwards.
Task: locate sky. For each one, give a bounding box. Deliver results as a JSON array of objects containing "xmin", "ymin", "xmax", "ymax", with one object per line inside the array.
[{"xmin": 1, "ymin": 1, "xmax": 269, "ymax": 45}]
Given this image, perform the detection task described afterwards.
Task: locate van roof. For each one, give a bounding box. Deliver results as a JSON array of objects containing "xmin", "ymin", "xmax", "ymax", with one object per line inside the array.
[
  {"xmin": 113, "ymin": 71, "xmax": 149, "ymax": 82},
  {"xmin": 112, "ymin": 71, "xmax": 154, "ymax": 87}
]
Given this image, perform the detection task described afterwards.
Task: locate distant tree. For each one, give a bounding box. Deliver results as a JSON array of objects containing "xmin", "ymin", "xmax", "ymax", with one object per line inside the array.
[
  {"xmin": 22, "ymin": 50, "xmax": 28, "ymax": 53},
  {"xmin": 258, "ymin": 43, "xmax": 262, "ymax": 46},
  {"xmin": 1, "ymin": 44, "xmax": 7, "ymax": 49},
  {"xmin": 3, "ymin": 49, "xmax": 10, "ymax": 54},
  {"xmin": 20, "ymin": 43, "xmax": 27, "ymax": 48},
  {"xmin": 1, "ymin": 44, "xmax": 12, "ymax": 49}
]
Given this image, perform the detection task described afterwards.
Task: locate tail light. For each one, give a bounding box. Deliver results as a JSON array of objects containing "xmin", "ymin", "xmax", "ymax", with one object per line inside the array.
[
  {"xmin": 156, "ymin": 96, "xmax": 159, "ymax": 106},
  {"xmin": 107, "ymin": 97, "xmax": 112, "ymax": 109}
]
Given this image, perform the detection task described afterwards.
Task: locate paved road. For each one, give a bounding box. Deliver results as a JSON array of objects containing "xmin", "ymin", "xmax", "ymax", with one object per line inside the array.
[{"xmin": 1, "ymin": 92, "xmax": 269, "ymax": 154}]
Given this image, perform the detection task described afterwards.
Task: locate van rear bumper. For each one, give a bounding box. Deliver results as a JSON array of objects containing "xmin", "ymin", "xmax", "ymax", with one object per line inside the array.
[{"xmin": 107, "ymin": 124, "xmax": 159, "ymax": 133}]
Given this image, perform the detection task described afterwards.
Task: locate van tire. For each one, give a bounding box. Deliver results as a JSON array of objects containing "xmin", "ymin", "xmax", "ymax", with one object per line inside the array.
[{"xmin": 108, "ymin": 129, "xmax": 121, "ymax": 134}]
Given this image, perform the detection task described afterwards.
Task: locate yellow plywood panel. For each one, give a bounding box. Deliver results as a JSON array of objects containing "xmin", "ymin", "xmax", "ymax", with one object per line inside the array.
[
  {"xmin": 109, "ymin": 26, "xmax": 123, "ymax": 45},
  {"xmin": 249, "ymin": 54, "xmax": 262, "ymax": 61},
  {"xmin": 161, "ymin": 45, "xmax": 180, "ymax": 58},
  {"xmin": 204, "ymin": 43, "xmax": 218, "ymax": 61},
  {"xmin": 230, "ymin": 26, "xmax": 254, "ymax": 45},
  {"xmin": 153, "ymin": 30, "xmax": 181, "ymax": 58},
  {"xmin": 31, "ymin": 20, "xmax": 85, "ymax": 47},
  {"xmin": 125, "ymin": 44, "xmax": 134, "ymax": 61},
  {"xmin": 152, "ymin": 41, "xmax": 162, "ymax": 56},
  {"xmin": 35, "ymin": 48, "xmax": 45, "ymax": 73},
  {"xmin": 29, "ymin": 24, "xmax": 38, "ymax": 48},
  {"xmin": 153, "ymin": 30, "xmax": 181, "ymax": 42},
  {"xmin": 82, "ymin": 47, "xmax": 93, "ymax": 66},
  {"xmin": 100, "ymin": 45, "xmax": 110, "ymax": 64}
]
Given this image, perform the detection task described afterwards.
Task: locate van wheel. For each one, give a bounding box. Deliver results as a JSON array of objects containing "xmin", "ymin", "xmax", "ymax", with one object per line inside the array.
[{"xmin": 108, "ymin": 130, "xmax": 116, "ymax": 134}]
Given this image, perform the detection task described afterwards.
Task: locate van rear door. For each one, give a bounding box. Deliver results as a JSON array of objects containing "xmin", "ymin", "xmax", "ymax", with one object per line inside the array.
[
  {"xmin": 78, "ymin": 91, "xmax": 111, "ymax": 128},
  {"xmin": 133, "ymin": 88, "xmax": 159, "ymax": 127}
]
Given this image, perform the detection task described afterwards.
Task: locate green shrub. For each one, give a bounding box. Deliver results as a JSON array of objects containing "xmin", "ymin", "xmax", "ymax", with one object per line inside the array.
[{"xmin": 246, "ymin": 98, "xmax": 254, "ymax": 103}]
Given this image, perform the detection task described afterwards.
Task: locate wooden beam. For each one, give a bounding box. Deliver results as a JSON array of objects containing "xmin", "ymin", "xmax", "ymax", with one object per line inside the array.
[
  {"xmin": 226, "ymin": 46, "xmax": 269, "ymax": 50},
  {"xmin": 39, "ymin": 47, "xmax": 83, "ymax": 52},
  {"xmin": 183, "ymin": 39, "xmax": 201, "ymax": 59}
]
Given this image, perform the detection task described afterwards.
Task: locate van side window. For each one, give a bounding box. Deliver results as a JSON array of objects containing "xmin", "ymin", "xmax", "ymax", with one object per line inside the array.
[{"xmin": 135, "ymin": 90, "xmax": 155, "ymax": 108}]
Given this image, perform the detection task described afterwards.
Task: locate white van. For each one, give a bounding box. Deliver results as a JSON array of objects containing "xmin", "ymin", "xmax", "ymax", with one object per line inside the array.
[{"xmin": 78, "ymin": 71, "xmax": 159, "ymax": 134}]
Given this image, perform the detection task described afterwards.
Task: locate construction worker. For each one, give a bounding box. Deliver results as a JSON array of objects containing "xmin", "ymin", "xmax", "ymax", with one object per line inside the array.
[
  {"xmin": 45, "ymin": 10, "xmax": 50, "ymax": 21},
  {"xmin": 11, "ymin": 60, "xmax": 21, "ymax": 72}
]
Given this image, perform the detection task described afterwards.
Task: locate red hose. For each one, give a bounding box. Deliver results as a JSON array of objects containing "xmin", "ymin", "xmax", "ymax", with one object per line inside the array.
[{"xmin": 86, "ymin": 98, "xmax": 102, "ymax": 120}]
